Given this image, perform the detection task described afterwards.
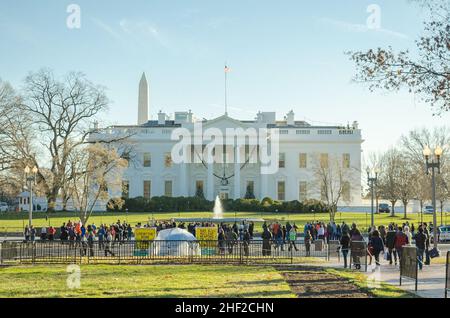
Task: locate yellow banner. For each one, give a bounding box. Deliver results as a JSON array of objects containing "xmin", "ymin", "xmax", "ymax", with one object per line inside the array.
[
  {"xmin": 195, "ymin": 227, "xmax": 217, "ymax": 248},
  {"xmin": 134, "ymin": 227, "xmax": 156, "ymax": 250},
  {"xmin": 134, "ymin": 227, "xmax": 157, "ymax": 241}
]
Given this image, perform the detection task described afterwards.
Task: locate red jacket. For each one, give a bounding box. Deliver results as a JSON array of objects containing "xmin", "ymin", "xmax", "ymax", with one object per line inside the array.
[{"xmin": 394, "ymin": 232, "xmax": 408, "ymax": 249}]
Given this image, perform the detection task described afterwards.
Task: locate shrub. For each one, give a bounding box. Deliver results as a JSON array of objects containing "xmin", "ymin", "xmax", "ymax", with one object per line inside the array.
[{"xmin": 116, "ymin": 195, "xmax": 330, "ymax": 214}]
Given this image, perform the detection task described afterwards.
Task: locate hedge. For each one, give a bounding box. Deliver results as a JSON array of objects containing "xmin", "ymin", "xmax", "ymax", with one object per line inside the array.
[{"xmin": 108, "ymin": 196, "xmax": 329, "ymax": 214}]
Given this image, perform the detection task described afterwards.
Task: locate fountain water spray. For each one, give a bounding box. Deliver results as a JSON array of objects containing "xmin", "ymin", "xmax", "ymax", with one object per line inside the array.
[{"xmin": 213, "ymin": 195, "xmax": 223, "ymax": 219}]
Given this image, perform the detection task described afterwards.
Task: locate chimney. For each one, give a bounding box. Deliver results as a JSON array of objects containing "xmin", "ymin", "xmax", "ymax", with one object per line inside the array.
[
  {"xmin": 286, "ymin": 110, "xmax": 295, "ymax": 126},
  {"xmin": 158, "ymin": 110, "xmax": 166, "ymax": 125}
]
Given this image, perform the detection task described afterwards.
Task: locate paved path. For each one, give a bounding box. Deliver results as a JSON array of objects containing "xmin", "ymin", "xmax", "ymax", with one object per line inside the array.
[
  {"xmin": 362, "ymin": 262, "xmax": 447, "ymax": 298},
  {"xmin": 311, "ymin": 256, "xmax": 448, "ymax": 298}
]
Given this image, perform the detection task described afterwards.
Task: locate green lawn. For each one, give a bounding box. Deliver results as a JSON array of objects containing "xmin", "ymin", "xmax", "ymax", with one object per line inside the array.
[
  {"xmin": 0, "ymin": 211, "xmax": 445, "ymax": 233},
  {"xmin": 0, "ymin": 264, "xmax": 295, "ymax": 298}
]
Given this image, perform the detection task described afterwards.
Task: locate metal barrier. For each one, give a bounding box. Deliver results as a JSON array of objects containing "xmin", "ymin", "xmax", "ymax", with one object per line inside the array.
[
  {"xmin": 349, "ymin": 241, "xmax": 368, "ymax": 271},
  {"xmin": 445, "ymin": 251, "xmax": 449, "ymax": 298},
  {"xmin": 400, "ymin": 246, "xmax": 418, "ymax": 291},
  {"xmin": 0, "ymin": 239, "xmax": 329, "ymax": 265},
  {"xmin": 327, "ymin": 240, "xmax": 341, "ymax": 262}
]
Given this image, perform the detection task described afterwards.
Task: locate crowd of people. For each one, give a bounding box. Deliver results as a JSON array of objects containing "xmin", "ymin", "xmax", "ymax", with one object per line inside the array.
[
  {"xmin": 22, "ymin": 218, "xmax": 439, "ymax": 268},
  {"xmin": 24, "ymin": 219, "xmax": 135, "ymax": 256},
  {"xmin": 338, "ymin": 221, "xmax": 436, "ymax": 270}
]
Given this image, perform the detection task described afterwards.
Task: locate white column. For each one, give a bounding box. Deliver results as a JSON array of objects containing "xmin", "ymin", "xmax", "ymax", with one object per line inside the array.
[
  {"xmin": 234, "ymin": 146, "xmax": 241, "ymax": 199},
  {"xmin": 207, "ymin": 163, "xmax": 214, "ymax": 200},
  {"xmin": 260, "ymin": 171, "xmax": 268, "ymax": 199},
  {"xmin": 179, "ymin": 162, "xmax": 188, "ymax": 196}
]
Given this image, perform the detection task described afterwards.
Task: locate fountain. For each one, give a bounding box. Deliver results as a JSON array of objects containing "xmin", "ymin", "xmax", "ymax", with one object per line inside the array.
[
  {"xmin": 212, "ymin": 195, "xmax": 223, "ymax": 219},
  {"xmin": 173, "ymin": 195, "xmax": 264, "ymax": 223}
]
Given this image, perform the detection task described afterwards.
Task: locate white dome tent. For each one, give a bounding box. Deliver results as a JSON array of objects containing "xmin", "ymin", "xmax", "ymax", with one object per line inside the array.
[{"xmin": 153, "ymin": 228, "xmax": 201, "ymax": 256}]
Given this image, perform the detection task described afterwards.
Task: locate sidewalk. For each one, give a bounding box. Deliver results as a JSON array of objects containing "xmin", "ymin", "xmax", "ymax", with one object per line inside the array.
[
  {"xmin": 309, "ymin": 257, "xmax": 447, "ymax": 298},
  {"xmin": 363, "ymin": 262, "xmax": 446, "ymax": 298}
]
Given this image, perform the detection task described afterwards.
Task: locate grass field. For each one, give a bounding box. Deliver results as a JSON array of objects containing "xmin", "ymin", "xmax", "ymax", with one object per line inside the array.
[
  {"xmin": 0, "ymin": 210, "xmax": 447, "ymax": 233},
  {"xmin": 0, "ymin": 264, "xmax": 295, "ymax": 298},
  {"xmin": 0, "ymin": 264, "xmax": 413, "ymax": 298}
]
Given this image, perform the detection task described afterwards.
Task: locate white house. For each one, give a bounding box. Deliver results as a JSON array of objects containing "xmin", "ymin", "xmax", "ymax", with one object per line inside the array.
[{"xmin": 90, "ymin": 73, "xmax": 363, "ymax": 206}]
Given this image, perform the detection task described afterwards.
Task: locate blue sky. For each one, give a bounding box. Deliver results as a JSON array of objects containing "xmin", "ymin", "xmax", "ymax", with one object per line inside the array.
[{"xmin": 0, "ymin": 0, "xmax": 449, "ymax": 157}]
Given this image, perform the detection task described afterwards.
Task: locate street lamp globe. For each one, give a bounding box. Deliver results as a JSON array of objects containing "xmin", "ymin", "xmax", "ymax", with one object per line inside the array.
[
  {"xmin": 434, "ymin": 146, "xmax": 443, "ymax": 157},
  {"xmin": 423, "ymin": 146, "xmax": 432, "ymax": 157},
  {"xmin": 24, "ymin": 166, "xmax": 30, "ymax": 174},
  {"xmin": 32, "ymin": 166, "xmax": 38, "ymax": 174}
]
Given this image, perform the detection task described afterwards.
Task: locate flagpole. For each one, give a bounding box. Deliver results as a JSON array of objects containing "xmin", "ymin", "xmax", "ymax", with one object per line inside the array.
[{"xmin": 224, "ymin": 64, "xmax": 228, "ymax": 116}]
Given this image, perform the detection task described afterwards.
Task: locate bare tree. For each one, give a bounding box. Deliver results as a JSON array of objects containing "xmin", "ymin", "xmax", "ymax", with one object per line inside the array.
[
  {"xmin": 348, "ymin": 1, "xmax": 450, "ymax": 114},
  {"xmin": 67, "ymin": 143, "xmax": 128, "ymax": 224},
  {"xmin": 18, "ymin": 69, "xmax": 116, "ymax": 211},
  {"xmin": 397, "ymin": 155, "xmax": 415, "ymax": 219},
  {"xmin": 401, "ymin": 126, "xmax": 450, "ymax": 217},
  {"xmin": 312, "ymin": 154, "xmax": 356, "ymax": 222},
  {"xmin": 364, "ymin": 151, "xmax": 384, "ymax": 213},
  {"xmin": 436, "ymin": 166, "xmax": 450, "ymax": 224},
  {"xmin": 377, "ymin": 149, "xmax": 402, "ymax": 216}
]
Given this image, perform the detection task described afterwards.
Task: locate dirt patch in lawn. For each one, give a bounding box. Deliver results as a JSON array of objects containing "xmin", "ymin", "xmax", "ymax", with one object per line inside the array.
[{"xmin": 276, "ymin": 266, "xmax": 371, "ymax": 298}]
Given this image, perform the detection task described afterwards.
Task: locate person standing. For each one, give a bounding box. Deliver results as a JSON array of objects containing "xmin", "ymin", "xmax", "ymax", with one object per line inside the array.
[
  {"xmin": 318, "ymin": 224, "xmax": 325, "ymax": 240},
  {"xmin": 423, "ymin": 223, "xmax": 431, "ymax": 265},
  {"xmin": 87, "ymin": 225, "xmax": 95, "ymax": 257},
  {"xmin": 340, "ymin": 230, "xmax": 350, "ymax": 268},
  {"xmin": 261, "ymin": 227, "xmax": 272, "ymax": 256},
  {"xmin": 40, "ymin": 226, "xmax": 47, "ymax": 241},
  {"xmin": 403, "ymin": 226, "xmax": 412, "ymax": 244},
  {"xmin": 243, "ymin": 229, "xmax": 251, "ymax": 257},
  {"xmin": 24, "ymin": 225, "xmax": 30, "ymax": 242},
  {"xmin": 304, "ymin": 230, "xmax": 312, "ymax": 257},
  {"xmin": 288, "ymin": 225, "xmax": 298, "ymax": 252},
  {"xmin": 30, "ymin": 226, "xmax": 36, "ymax": 242},
  {"xmin": 104, "ymin": 229, "xmax": 115, "ymax": 257}
]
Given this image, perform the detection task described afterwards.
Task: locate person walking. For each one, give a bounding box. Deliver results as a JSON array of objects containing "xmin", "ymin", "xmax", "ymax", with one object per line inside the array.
[
  {"xmin": 385, "ymin": 225, "xmax": 398, "ymax": 265},
  {"xmin": 369, "ymin": 230, "xmax": 384, "ymax": 266},
  {"xmin": 414, "ymin": 227, "xmax": 427, "ymax": 270},
  {"xmin": 394, "ymin": 226, "xmax": 409, "ymax": 261},
  {"xmin": 340, "ymin": 230, "xmax": 350, "ymax": 268},
  {"xmin": 350, "ymin": 228, "xmax": 364, "ymax": 270}
]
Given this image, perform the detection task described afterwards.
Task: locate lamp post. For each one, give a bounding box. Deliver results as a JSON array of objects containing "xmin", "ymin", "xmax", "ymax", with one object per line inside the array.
[
  {"xmin": 366, "ymin": 167, "xmax": 378, "ymax": 230},
  {"xmin": 24, "ymin": 165, "xmax": 38, "ymax": 227},
  {"xmin": 423, "ymin": 145, "xmax": 443, "ymax": 249}
]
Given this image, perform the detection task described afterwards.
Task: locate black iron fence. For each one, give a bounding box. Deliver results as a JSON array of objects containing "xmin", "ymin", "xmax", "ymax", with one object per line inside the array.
[
  {"xmin": 0, "ymin": 239, "xmax": 336, "ymax": 265},
  {"xmin": 399, "ymin": 246, "xmax": 418, "ymax": 291},
  {"xmin": 445, "ymin": 251, "xmax": 449, "ymax": 298}
]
